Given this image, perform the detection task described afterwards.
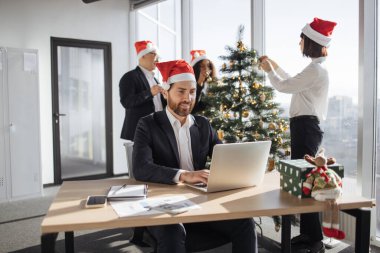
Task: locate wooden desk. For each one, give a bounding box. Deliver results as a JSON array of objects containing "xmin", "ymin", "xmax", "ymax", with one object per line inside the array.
[{"xmin": 41, "ymin": 172, "xmax": 374, "ymax": 253}]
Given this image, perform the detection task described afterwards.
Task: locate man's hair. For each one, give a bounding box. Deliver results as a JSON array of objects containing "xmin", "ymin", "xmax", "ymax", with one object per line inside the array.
[
  {"xmin": 301, "ymin": 33, "xmax": 327, "ymax": 58},
  {"xmin": 192, "ymin": 59, "xmax": 216, "ymax": 83}
]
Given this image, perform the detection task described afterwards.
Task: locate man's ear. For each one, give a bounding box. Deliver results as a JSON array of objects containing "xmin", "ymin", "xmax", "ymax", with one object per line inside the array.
[{"xmin": 162, "ymin": 89, "xmax": 168, "ymax": 100}]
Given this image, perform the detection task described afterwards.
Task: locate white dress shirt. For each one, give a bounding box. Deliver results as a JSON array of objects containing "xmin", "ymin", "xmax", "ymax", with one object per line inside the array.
[
  {"xmin": 139, "ymin": 65, "xmax": 163, "ymax": 112},
  {"xmin": 267, "ymin": 57, "xmax": 329, "ymax": 121},
  {"xmin": 165, "ymin": 108, "xmax": 195, "ymax": 183}
]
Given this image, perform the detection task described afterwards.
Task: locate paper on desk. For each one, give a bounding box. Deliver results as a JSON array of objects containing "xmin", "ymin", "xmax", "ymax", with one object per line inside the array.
[{"xmin": 110, "ymin": 195, "xmax": 200, "ymax": 217}]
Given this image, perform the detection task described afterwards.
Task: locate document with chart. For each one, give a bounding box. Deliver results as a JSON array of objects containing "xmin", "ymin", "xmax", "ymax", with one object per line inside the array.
[{"xmin": 109, "ymin": 195, "xmax": 200, "ymax": 217}]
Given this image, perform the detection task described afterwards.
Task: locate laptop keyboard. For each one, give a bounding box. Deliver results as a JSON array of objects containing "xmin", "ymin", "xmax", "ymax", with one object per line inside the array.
[{"xmin": 194, "ymin": 183, "xmax": 207, "ymax": 188}]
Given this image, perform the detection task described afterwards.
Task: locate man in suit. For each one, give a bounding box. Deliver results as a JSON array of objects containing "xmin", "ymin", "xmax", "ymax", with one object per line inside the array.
[
  {"xmin": 119, "ymin": 40, "xmax": 165, "ymax": 140},
  {"xmin": 132, "ymin": 60, "xmax": 257, "ymax": 253}
]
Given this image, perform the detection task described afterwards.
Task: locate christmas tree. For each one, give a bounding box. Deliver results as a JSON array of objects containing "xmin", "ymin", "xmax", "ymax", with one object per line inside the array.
[{"xmin": 199, "ymin": 26, "xmax": 290, "ymax": 162}]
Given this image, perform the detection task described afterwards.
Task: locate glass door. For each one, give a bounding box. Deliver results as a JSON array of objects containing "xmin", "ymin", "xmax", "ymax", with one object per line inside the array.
[{"xmin": 51, "ymin": 38, "xmax": 112, "ymax": 183}]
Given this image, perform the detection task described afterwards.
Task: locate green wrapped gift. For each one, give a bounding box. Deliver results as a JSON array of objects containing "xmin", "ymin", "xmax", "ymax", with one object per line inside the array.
[{"xmin": 276, "ymin": 159, "xmax": 344, "ymax": 198}]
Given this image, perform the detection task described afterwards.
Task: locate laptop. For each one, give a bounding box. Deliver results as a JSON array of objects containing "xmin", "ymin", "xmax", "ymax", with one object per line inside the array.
[{"xmin": 186, "ymin": 141, "xmax": 271, "ymax": 193}]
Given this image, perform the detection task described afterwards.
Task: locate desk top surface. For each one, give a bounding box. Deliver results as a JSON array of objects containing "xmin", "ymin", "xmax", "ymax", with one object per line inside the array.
[{"xmin": 41, "ymin": 171, "xmax": 374, "ymax": 234}]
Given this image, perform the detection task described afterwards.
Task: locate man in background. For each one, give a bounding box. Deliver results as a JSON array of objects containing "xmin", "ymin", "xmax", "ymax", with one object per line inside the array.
[{"xmin": 119, "ymin": 40, "xmax": 165, "ymax": 141}]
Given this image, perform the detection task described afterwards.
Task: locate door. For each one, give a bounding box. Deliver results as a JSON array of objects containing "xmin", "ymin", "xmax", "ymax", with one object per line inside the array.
[
  {"xmin": 51, "ymin": 38, "xmax": 113, "ymax": 184},
  {"xmin": 7, "ymin": 48, "xmax": 41, "ymax": 198}
]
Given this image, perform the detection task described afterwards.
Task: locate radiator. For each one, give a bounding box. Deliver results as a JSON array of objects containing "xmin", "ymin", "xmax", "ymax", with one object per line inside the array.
[{"xmin": 340, "ymin": 209, "xmax": 356, "ymax": 242}]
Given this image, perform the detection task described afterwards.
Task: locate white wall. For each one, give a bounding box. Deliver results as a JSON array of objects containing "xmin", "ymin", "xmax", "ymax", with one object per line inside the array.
[{"xmin": 0, "ymin": 0, "xmax": 130, "ymax": 184}]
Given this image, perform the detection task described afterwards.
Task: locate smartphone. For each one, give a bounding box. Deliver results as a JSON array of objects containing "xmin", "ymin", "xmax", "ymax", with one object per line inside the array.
[{"xmin": 85, "ymin": 195, "xmax": 107, "ymax": 208}]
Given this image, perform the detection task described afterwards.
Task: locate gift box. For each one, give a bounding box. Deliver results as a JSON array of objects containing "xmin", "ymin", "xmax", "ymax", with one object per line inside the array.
[{"xmin": 276, "ymin": 159, "xmax": 344, "ymax": 198}]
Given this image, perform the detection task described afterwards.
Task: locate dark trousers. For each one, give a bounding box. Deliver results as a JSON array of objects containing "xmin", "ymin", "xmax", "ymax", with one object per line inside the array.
[
  {"xmin": 147, "ymin": 218, "xmax": 257, "ymax": 253},
  {"xmin": 290, "ymin": 116, "xmax": 324, "ymax": 242}
]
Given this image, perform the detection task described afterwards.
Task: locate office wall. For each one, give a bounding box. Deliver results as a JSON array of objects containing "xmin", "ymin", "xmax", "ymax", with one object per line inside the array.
[{"xmin": 0, "ymin": 0, "xmax": 130, "ymax": 184}]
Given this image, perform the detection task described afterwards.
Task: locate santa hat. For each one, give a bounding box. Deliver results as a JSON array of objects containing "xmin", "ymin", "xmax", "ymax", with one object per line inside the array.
[
  {"xmin": 302, "ymin": 17, "xmax": 337, "ymax": 47},
  {"xmin": 156, "ymin": 60, "xmax": 196, "ymax": 90},
  {"xmin": 190, "ymin": 50, "xmax": 208, "ymax": 66},
  {"xmin": 135, "ymin": 40, "xmax": 158, "ymax": 59}
]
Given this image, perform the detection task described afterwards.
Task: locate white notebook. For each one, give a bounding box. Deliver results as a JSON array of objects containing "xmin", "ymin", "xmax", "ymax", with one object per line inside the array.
[{"xmin": 107, "ymin": 184, "xmax": 148, "ymax": 200}]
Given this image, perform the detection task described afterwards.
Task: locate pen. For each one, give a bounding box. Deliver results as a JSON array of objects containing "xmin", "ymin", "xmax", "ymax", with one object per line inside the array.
[{"xmin": 114, "ymin": 184, "xmax": 127, "ymax": 194}]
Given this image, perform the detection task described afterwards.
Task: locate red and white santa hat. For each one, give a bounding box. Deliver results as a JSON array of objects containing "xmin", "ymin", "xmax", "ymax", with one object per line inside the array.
[
  {"xmin": 301, "ymin": 17, "xmax": 337, "ymax": 47},
  {"xmin": 156, "ymin": 60, "xmax": 196, "ymax": 90},
  {"xmin": 190, "ymin": 50, "xmax": 208, "ymax": 66},
  {"xmin": 135, "ymin": 40, "xmax": 158, "ymax": 59}
]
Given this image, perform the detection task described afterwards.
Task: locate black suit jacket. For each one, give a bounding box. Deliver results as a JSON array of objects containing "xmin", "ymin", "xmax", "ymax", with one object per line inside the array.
[
  {"xmin": 132, "ymin": 111, "xmax": 221, "ymax": 184},
  {"xmin": 119, "ymin": 66, "xmax": 166, "ymax": 140}
]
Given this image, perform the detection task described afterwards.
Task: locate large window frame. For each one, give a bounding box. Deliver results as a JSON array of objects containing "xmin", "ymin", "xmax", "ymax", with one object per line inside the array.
[{"xmin": 359, "ymin": 0, "xmax": 377, "ymax": 245}]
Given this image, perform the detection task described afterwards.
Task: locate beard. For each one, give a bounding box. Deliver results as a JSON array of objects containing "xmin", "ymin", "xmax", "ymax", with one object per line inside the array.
[{"xmin": 170, "ymin": 101, "xmax": 194, "ymax": 117}]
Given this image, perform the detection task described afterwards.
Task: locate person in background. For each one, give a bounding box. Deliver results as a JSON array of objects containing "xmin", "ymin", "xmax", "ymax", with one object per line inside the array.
[
  {"xmin": 189, "ymin": 50, "xmax": 217, "ymax": 114},
  {"xmin": 119, "ymin": 40, "xmax": 165, "ymax": 141},
  {"xmin": 260, "ymin": 17, "xmax": 337, "ymax": 253},
  {"xmin": 132, "ymin": 59, "xmax": 257, "ymax": 253}
]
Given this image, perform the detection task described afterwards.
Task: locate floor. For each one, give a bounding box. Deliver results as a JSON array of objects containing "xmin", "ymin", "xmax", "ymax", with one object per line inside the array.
[{"xmin": 0, "ymin": 185, "xmax": 379, "ymax": 253}]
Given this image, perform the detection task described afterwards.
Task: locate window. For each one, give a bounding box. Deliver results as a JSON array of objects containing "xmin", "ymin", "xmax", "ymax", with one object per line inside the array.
[
  {"xmin": 191, "ymin": 0, "xmax": 251, "ymax": 71},
  {"xmin": 264, "ymin": 0, "xmax": 359, "ymax": 194},
  {"xmin": 133, "ymin": 0, "xmax": 181, "ymax": 61},
  {"xmin": 376, "ymin": 0, "xmax": 380, "ymax": 241}
]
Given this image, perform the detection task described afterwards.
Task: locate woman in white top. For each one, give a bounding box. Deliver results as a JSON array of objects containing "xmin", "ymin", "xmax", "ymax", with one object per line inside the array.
[{"xmin": 260, "ymin": 17, "xmax": 337, "ymax": 253}]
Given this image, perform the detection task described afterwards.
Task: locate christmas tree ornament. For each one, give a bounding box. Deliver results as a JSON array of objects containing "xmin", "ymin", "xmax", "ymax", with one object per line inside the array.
[
  {"xmin": 222, "ymin": 63, "xmax": 227, "ymax": 70},
  {"xmin": 259, "ymin": 93, "xmax": 266, "ymax": 102},
  {"xmin": 252, "ymin": 82, "xmax": 260, "ymax": 89},
  {"xmin": 267, "ymin": 158, "xmax": 275, "ymax": 172},
  {"xmin": 268, "ymin": 122, "xmax": 276, "ymax": 130},
  {"xmin": 242, "ymin": 110, "xmax": 249, "ymax": 118},
  {"xmin": 217, "ymin": 129, "xmax": 224, "ymax": 140},
  {"xmin": 259, "ymin": 120, "xmax": 264, "ymax": 128}
]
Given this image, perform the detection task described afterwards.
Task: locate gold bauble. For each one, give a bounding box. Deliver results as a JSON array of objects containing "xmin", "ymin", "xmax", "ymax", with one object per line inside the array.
[
  {"xmin": 252, "ymin": 82, "xmax": 260, "ymax": 89},
  {"xmin": 268, "ymin": 122, "xmax": 276, "ymax": 130},
  {"xmin": 233, "ymin": 93, "xmax": 239, "ymax": 99},
  {"xmin": 277, "ymin": 137, "xmax": 283, "ymax": 144},
  {"xmin": 237, "ymin": 41, "xmax": 246, "ymax": 51},
  {"xmin": 217, "ymin": 130, "xmax": 224, "ymax": 139},
  {"xmin": 242, "ymin": 110, "xmax": 249, "ymax": 118},
  {"xmin": 267, "ymin": 158, "xmax": 275, "ymax": 172}
]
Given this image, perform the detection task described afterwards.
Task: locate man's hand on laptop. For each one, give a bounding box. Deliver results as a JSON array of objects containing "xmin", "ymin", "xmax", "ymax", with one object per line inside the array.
[{"xmin": 179, "ymin": 169, "xmax": 209, "ymax": 184}]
